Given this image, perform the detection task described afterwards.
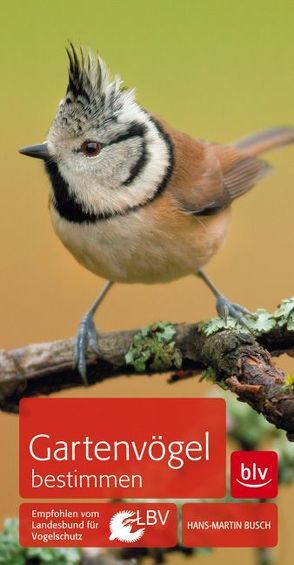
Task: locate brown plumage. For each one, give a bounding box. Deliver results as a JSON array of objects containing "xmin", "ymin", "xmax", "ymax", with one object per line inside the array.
[{"xmin": 161, "ymin": 117, "xmax": 272, "ymax": 218}]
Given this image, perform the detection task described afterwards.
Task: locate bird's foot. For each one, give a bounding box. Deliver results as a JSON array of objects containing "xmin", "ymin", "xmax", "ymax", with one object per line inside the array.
[
  {"xmin": 216, "ymin": 295, "xmax": 255, "ymax": 330},
  {"xmin": 74, "ymin": 314, "xmax": 99, "ymax": 385}
]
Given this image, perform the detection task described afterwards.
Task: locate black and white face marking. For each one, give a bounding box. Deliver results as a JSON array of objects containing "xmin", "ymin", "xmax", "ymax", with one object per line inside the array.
[
  {"xmin": 19, "ymin": 46, "xmax": 173, "ymax": 223},
  {"xmin": 45, "ymin": 114, "xmax": 174, "ymax": 223}
]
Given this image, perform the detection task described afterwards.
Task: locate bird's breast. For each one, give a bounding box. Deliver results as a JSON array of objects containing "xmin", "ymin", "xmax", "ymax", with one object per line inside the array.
[{"xmin": 50, "ymin": 198, "xmax": 230, "ymax": 284}]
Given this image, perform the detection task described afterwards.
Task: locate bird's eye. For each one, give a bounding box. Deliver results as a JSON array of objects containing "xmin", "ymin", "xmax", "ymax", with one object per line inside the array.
[{"xmin": 81, "ymin": 140, "xmax": 101, "ymax": 157}]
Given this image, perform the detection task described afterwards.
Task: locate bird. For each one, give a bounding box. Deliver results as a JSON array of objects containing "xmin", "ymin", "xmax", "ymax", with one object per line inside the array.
[
  {"xmin": 19, "ymin": 44, "xmax": 294, "ymax": 384},
  {"xmin": 108, "ymin": 510, "xmax": 145, "ymax": 543}
]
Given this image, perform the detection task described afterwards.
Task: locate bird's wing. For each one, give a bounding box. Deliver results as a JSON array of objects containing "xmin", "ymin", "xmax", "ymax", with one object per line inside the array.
[{"xmin": 168, "ymin": 127, "xmax": 271, "ymax": 216}]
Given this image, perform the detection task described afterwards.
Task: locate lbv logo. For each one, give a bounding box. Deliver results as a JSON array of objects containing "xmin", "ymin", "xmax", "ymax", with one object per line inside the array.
[
  {"xmin": 108, "ymin": 509, "xmax": 171, "ymax": 544},
  {"xmin": 231, "ymin": 451, "xmax": 278, "ymax": 498}
]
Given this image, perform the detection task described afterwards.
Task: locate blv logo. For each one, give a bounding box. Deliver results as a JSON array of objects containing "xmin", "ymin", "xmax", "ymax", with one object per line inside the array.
[
  {"xmin": 238, "ymin": 463, "xmax": 272, "ymax": 488},
  {"xmin": 231, "ymin": 451, "xmax": 278, "ymax": 498}
]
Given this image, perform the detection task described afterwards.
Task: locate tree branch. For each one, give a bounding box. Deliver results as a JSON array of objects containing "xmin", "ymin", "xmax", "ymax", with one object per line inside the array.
[{"xmin": 0, "ymin": 319, "xmax": 294, "ymax": 437}]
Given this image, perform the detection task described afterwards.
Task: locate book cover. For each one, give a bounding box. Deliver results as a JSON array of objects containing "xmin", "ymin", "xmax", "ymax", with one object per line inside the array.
[{"xmin": 1, "ymin": 2, "xmax": 293, "ymax": 564}]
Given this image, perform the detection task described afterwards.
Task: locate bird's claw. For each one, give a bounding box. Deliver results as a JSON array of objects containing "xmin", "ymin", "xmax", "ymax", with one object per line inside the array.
[
  {"xmin": 216, "ymin": 295, "xmax": 254, "ymax": 330},
  {"xmin": 74, "ymin": 315, "xmax": 99, "ymax": 385}
]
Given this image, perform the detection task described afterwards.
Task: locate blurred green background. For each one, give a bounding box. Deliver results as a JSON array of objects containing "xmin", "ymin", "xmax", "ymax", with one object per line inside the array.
[{"xmin": 0, "ymin": 1, "xmax": 293, "ymax": 563}]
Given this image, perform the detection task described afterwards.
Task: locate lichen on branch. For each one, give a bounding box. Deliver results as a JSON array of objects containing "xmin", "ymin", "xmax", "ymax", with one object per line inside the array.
[
  {"xmin": 125, "ymin": 322, "xmax": 182, "ymax": 372},
  {"xmin": 0, "ymin": 298, "xmax": 293, "ymax": 438}
]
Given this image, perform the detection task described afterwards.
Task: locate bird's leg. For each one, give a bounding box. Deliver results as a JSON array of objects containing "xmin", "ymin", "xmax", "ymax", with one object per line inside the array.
[
  {"xmin": 75, "ymin": 280, "xmax": 114, "ymax": 385},
  {"xmin": 196, "ymin": 268, "xmax": 254, "ymax": 328}
]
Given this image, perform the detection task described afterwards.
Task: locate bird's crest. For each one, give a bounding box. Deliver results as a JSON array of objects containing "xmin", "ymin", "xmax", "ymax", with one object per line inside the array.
[
  {"xmin": 53, "ymin": 43, "xmax": 136, "ymax": 133},
  {"xmin": 66, "ymin": 43, "xmax": 112, "ymax": 101}
]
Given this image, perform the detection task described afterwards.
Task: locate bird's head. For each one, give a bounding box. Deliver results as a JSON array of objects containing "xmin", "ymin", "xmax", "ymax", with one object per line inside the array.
[{"xmin": 19, "ymin": 45, "xmax": 173, "ymax": 223}]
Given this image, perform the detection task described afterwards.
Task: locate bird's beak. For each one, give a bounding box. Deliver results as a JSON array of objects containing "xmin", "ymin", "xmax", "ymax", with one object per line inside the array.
[{"xmin": 18, "ymin": 143, "xmax": 50, "ymax": 160}]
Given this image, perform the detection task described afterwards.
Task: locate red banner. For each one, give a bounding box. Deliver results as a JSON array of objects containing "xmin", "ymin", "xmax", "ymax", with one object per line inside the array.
[
  {"xmin": 182, "ymin": 503, "xmax": 277, "ymax": 547},
  {"xmin": 20, "ymin": 503, "xmax": 177, "ymax": 547},
  {"xmin": 19, "ymin": 398, "xmax": 226, "ymax": 499}
]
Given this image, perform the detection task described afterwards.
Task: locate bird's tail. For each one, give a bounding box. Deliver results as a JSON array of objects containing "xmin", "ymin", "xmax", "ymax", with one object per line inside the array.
[{"xmin": 232, "ymin": 126, "xmax": 294, "ymax": 156}]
